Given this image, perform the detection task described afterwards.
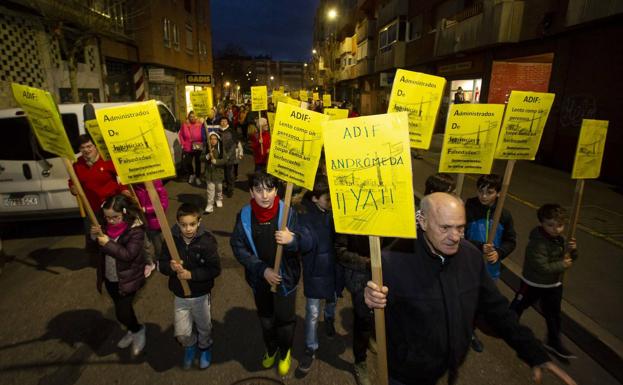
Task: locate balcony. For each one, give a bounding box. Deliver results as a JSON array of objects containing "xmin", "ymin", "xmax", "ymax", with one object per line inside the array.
[
  {"xmin": 356, "ymin": 18, "xmax": 377, "ymax": 43},
  {"xmin": 337, "ymin": 66, "xmax": 357, "ymax": 81},
  {"xmin": 435, "ymin": 0, "xmax": 524, "ymax": 57},
  {"xmin": 354, "ymin": 58, "xmax": 375, "ymax": 77},
  {"xmin": 566, "ymin": 0, "xmax": 623, "ymax": 26},
  {"xmin": 375, "ymin": 41, "xmax": 406, "ymax": 72},
  {"xmin": 339, "ymin": 37, "xmax": 356, "ymax": 55},
  {"xmin": 378, "ymin": 0, "xmax": 408, "ymax": 28}
]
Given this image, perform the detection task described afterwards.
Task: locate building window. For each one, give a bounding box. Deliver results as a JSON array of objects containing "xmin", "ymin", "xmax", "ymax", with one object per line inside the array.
[
  {"xmin": 184, "ymin": 0, "xmax": 191, "ymax": 13},
  {"xmin": 172, "ymin": 23, "xmax": 180, "ymax": 50},
  {"xmin": 163, "ymin": 18, "xmax": 171, "ymax": 48},
  {"xmin": 357, "ymin": 40, "xmax": 368, "ymax": 61},
  {"xmin": 408, "ymin": 14, "xmax": 423, "ymax": 41},
  {"xmin": 185, "ymin": 23, "xmax": 193, "ymax": 54},
  {"xmin": 379, "ymin": 19, "xmax": 406, "ymax": 53}
]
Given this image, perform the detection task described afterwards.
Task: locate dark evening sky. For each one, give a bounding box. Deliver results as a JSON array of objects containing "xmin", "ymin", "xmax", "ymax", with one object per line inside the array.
[{"xmin": 211, "ymin": 0, "xmax": 320, "ymax": 61}]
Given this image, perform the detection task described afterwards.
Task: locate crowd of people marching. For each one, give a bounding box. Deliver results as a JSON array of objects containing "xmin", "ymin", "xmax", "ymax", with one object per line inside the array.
[{"xmin": 68, "ymin": 98, "xmax": 578, "ymax": 385}]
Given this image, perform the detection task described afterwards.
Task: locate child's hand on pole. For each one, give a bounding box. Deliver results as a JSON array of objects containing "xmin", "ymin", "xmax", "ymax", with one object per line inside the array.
[
  {"xmin": 567, "ymin": 238, "xmax": 577, "ymax": 252},
  {"xmin": 263, "ymin": 267, "xmax": 282, "ymax": 286},
  {"xmin": 483, "ymin": 243, "xmax": 499, "ymax": 263},
  {"xmin": 275, "ymin": 227, "xmax": 294, "ymax": 245},
  {"xmin": 177, "ymin": 269, "xmax": 192, "ymax": 280},
  {"xmin": 170, "ymin": 260, "xmax": 184, "ymax": 273},
  {"xmin": 96, "ymin": 234, "xmax": 110, "ymax": 246}
]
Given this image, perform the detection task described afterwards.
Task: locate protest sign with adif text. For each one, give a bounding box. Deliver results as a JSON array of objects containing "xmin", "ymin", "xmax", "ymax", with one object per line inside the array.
[
  {"xmin": 439, "ymin": 104, "xmax": 505, "ymax": 174},
  {"xmin": 11, "ymin": 83, "xmax": 75, "ymax": 160},
  {"xmin": 387, "ymin": 69, "xmax": 446, "ymax": 150},
  {"xmin": 494, "ymin": 91, "xmax": 555, "ymax": 160},
  {"xmin": 95, "ymin": 100, "xmax": 176, "ymax": 184},
  {"xmin": 267, "ymin": 102, "xmax": 329, "ymax": 190},
  {"xmin": 322, "ymin": 112, "xmax": 416, "ymax": 238}
]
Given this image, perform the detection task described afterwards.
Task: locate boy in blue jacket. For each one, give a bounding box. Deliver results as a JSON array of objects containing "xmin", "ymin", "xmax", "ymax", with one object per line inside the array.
[
  {"xmin": 230, "ymin": 171, "xmax": 310, "ymax": 376},
  {"xmin": 465, "ymin": 174, "xmax": 517, "ymax": 352},
  {"xmin": 296, "ymin": 175, "xmax": 341, "ymax": 374}
]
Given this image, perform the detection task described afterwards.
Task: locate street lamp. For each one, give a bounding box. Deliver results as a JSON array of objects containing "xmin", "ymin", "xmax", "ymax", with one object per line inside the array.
[
  {"xmin": 312, "ymin": 49, "xmax": 317, "ymax": 55},
  {"xmin": 327, "ymin": 8, "xmax": 337, "ymax": 20}
]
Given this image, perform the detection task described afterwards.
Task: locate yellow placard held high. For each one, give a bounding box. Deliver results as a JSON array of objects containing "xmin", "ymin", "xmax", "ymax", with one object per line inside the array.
[
  {"xmin": 323, "ymin": 94, "xmax": 332, "ymax": 107},
  {"xmin": 85, "ymin": 119, "xmax": 111, "ymax": 161},
  {"xmin": 324, "ymin": 108, "xmax": 349, "ymax": 121},
  {"xmin": 272, "ymin": 90, "xmax": 284, "ymax": 104},
  {"xmin": 494, "ymin": 91, "xmax": 555, "ymax": 160},
  {"xmin": 313, "ymin": 92, "xmax": 320, "ymax": 101},
  {"xmin": 95, "ymin": 100, "xmax": 176, "ymax": 184},
  {"xmin": 572, "ymin": 119, "xmax": 608, "ymax": 179},
  {"xmin": 11, "ymin": 83, "xmax": 75, "ymax": 159},
  {"xmin": 322, "ymin": 112, "xmax": 416, "ymax": 238},
  {"xmin": 190, "ymin": 89, "xmax": 213, "ymax": 117},
  {"xmin": 251, "ymin": 86, "xmax": 268, "ymax": 111},
  {"xmin": 299, "ymin": 90, "xmax": 309, "ymax": 101},
  {"xmin": 267, "ymin": 112, "xmax": 275, "ymax": 130},
  {"xmin": 439, "ymin": 104, "xmax": 505, "ymax": 174},
  {"xmin": 387, "ymin": 69, "xmax": 446, "ymax": 149},
  {"xmin": 267, "ymin": 102, "xmax": 329, "ymax": 189}
]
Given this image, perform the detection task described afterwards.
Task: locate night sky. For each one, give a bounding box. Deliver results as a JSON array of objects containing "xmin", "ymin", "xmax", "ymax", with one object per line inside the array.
[{"xmin": 211, "ymin": 0, "xmax": 320, "ymax": 61}]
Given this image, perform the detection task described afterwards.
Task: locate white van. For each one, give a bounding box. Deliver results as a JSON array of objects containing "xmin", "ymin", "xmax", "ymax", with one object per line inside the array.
[{"xmin": 0, "ymin": 101, "xmax": 181, "ymax": 222}]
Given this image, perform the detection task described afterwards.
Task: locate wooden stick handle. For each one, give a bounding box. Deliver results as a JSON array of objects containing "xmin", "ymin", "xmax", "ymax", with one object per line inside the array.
[
  {"xmin": 271, "ymin": 182, "xmax": 293, "ymax": 293},
  {"xmin": 487, "ymin": 160, "xmax": 516, "ymax": 244},
  {"xmin": 568, "ymin": 179, "xmax": 585, "ymax": 240},
  {"xmin": 63, "ymin": 158, "xmax": 98, "ymax": 227},
  {"xmin": 455, "ymin": 173, "xmax": 465, "ymax": 198},
  {"xmin": 145, "ymin": 181, "xmax": 191, "ymax": 297},
  {"xmin": 369, "ymin": 235, "xmax": 389, "ymax": 385}
]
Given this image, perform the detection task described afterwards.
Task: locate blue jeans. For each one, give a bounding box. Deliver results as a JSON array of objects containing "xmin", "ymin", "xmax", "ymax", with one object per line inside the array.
[{"xmin": 304, "ymin": 297, "xmax": 336, "ymax": 351}]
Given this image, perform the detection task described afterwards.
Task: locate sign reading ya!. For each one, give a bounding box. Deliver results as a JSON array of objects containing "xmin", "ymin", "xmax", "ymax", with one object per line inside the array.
[
  {"xmin": 387, "ymin": 69, "xmax": 446, "ymax": 150},
  {"xmin": 267, "ymin": 102, "xmax": 329, "ymax": 190},
  {"xmin": 322, "ymin": 112, "xmax": 416, "ymax": 238},
  {"xmin": 95, "ymin": 100, "xmax": 176, "ymax": 184},
  {"xmin": 11, "ymin": 83, "xmax": 75, "ymax": 160}
]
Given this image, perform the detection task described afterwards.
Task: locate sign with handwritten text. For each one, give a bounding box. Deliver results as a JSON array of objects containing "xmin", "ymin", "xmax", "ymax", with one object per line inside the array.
[
  {"xmin": 324, "ymin": 108, "xmax": 349, "ymax": 121},
  {"xmin": 189, "ymin": 89, "xmax": 213, "ymax": 117},
  {"xmin": 267, "ymin": 102, "xmax": 329, "ymax": 189},
  {"xmin": 95, "ymin": 100, "xmax": 176, "ymax": 184},
  {"xmin": 439, "ymin": 104, "xmax": 505, "ymax": 174},
  {"xmin": 387, "ymin": 69, "xmax": 446, "ymax": 149},
  {"xmin": 322, "ymin": 112, "xmax": 416, "ymax": 238},
  {"xmin": 572, "ymin": 119, "xmax": 608, "ymax": 179},
  {"xmin": 251, "ymin": 86, "xmax": 268, "ymax": 111},
  {"xmin": 494, "ymin": 91, "xmax": 555, "ymax": 160}
]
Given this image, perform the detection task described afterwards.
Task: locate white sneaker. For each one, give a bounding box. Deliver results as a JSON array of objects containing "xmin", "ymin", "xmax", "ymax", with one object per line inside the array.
[
  {"xmin": 188, "ymin": 175, "xmax": 195, "ymax": 184},
  {"xmin": 117, "ymin": 330, "xmax": 133, "ymax": 349},
  {"xmin": 216, "ymin": 200, "xmax": 223, "ymax": 208},
  {"xmin": 131, "ymin": 326, "xmax": 146, "ymax": 356},
  {"xmin": 204, "ymin": 204, "xmax": 214, "ymax": 213}
]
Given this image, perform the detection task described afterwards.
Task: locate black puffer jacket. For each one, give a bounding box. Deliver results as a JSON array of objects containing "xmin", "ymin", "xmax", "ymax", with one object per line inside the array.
[
  {"xmin": 382, "ymin": 232, "xmax": 549, "ymax": 385},
  {"xmin": 159, "ymin": 224, "xmax": 221, "ymax": 298}
]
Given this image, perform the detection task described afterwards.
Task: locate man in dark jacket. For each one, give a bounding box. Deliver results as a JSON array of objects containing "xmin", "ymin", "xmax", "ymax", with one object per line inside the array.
[{"xmin": 364, "ymin": 193, "xmax": 576, "ymax": 385}]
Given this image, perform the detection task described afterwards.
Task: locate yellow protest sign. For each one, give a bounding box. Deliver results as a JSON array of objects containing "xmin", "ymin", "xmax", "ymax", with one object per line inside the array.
[
  {"xmin": 189, "ymin": 89, "xmax": 213, "ymax": 117},
  {"xmin": 439, "ymin": 104, "xmax": 505, "ymax": 174},
  {"xmin": 267, "ymin": 102, "xmax": 329, "ymax": 189},
  {"xmin": 85, "ymin": 119, "xmax": 111, "ymax": 161},
  {"xmin": 494, "ymin": 91, "xmax": 555, "ymax": 160},
  {"xmin": 11, "ymin": 83, "xmax": 75, "ymax": 159},
  {"xmin": 286, "ymin": 97, "xmax": 301, "ymax": 107},
  {"xmin": 279, "ymin": 86, "xmax": 285, "ymax": 92},
  {"xmin": 324, "ymin": 108, "xmax": 349, "ymax": 120},
  {"xmin": 290, "ymin": 90, "xmax": 299, "ymax": 100},
  {"xmin": 387, "ymin": 69, "xmax": 446, "ymax": 149},
  {"xmin": 572, "ymin": 119, "xmax": 608, "ymax": 179},
  {"xmin": 322, "ymin": 112, "xmax": 416, "ymax": 238},
  {"xmin": 323, "ymin": 94, "xmax": 331, "ymax": 107},
  {"xmin": 251, "ymin": 86, "xmax": 268, "ymax": 111},
  {"xmin": 95, "ymin": 100, "xmax": 176, "ymax": 184},
  {"xmin": 313, "ymin": 92, "xmax": 320, "ymax": 101},
  {"xmin": 272, "ymin": 90, "xmax": 284, "ymax": 104},
  {"xmin": 299, "ymin": 90, "xmax": 308, "ymax": 101},
  {"xmin": 267, "ymin": 112, "xmax": 275, "ymax": 130}
]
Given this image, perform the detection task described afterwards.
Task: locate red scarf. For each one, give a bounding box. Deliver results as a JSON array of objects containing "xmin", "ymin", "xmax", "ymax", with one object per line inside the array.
[{"xmin": 250, "ymin": 195, "xmax": 280, "ymax": 223}]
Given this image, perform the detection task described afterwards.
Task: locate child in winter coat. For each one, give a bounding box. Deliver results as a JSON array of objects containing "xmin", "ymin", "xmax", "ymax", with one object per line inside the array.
[
  {"xmin": 90, "ymin": 194, "xmax": 147, "ymax": 356},
  {"xmin": 204, "ymin": 132, "xmax": 226, "ymax": 213},
  {"xmin": 132, "ymin": 180, "xmax": 169, "ymax": 277}
]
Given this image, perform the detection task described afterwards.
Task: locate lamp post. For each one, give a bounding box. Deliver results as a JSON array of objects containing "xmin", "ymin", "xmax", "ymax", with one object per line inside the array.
[{"xmin": 326, "ymin": 8, "xmax": 338, "ymax": 102}]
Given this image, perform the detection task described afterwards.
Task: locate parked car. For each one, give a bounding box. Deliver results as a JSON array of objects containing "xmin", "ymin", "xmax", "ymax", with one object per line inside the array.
[{"xmin": 0, "ymin": 101, "xmax": 180, "ymax": 222}]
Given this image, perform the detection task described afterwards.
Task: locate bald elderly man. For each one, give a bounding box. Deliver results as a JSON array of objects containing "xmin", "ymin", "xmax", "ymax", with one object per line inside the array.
[{"xmin": 365, "ymin": 193, "xmax": 576, "ymax": 385}]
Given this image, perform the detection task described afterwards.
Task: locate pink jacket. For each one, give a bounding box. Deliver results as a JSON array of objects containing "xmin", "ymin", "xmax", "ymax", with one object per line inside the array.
[
  {"xmin": 179, "ymin": 121, "xmax": 205, "ymax": 153},
  {"xmin": 133, "ymin": 180, "xmax": 169, "ymax": 231}
]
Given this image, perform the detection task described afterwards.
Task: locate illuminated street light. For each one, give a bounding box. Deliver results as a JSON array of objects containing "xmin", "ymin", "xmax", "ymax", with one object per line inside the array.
[
  {"xmin": 270, "ymin": 76, "xmax": 274, "ymax": 80},
  {"xmin": 304, "ymin": 63, "xmax": 308, "ymax": 67},
  {"xmin": 327, "ymin": 8, "xmax": 337, "ymax": 20},
  {"xmin": 225, "ymin": 81, "xmax": 230, "ymax": 87},
  {"xmin": 312, "ymin": 49, "xmax": 317, "ymax": 54}
]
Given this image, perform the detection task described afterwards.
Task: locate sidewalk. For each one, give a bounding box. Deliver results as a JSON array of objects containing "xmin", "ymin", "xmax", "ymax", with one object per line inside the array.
[{"xmin": 413, "ymin": 134, "xmax": 623, "ymax": 381}]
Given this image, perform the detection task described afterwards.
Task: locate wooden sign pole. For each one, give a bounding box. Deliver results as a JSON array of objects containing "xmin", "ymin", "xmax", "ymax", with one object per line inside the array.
[
  {"xmin": 455, "ymin": 173, "xmax": 465, "ymax": 197},
  {"xmin": 63, "ymin": 158, "xmax": 99, "ymax": 229},
  {"xmin": 487, "ymin": 160, "xmax": 516, "ymax": 244},
  {"xmin": 145, "ymin": 181, "xmax": 191, "ymax": 297},
  {"xmin": 567, "ymin": 179, "xmax": 585, "ymax": 240},
  {"xmin": 270, "ymin": 182, "xmax": 294, "ymax": 293},
  {"xmin": 259, "ymin": 111, "xmax": 264, "ymax": 155},
  {"xmin": 369, "ymin": 235, "xmax": 389, "ymax": 385}
]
